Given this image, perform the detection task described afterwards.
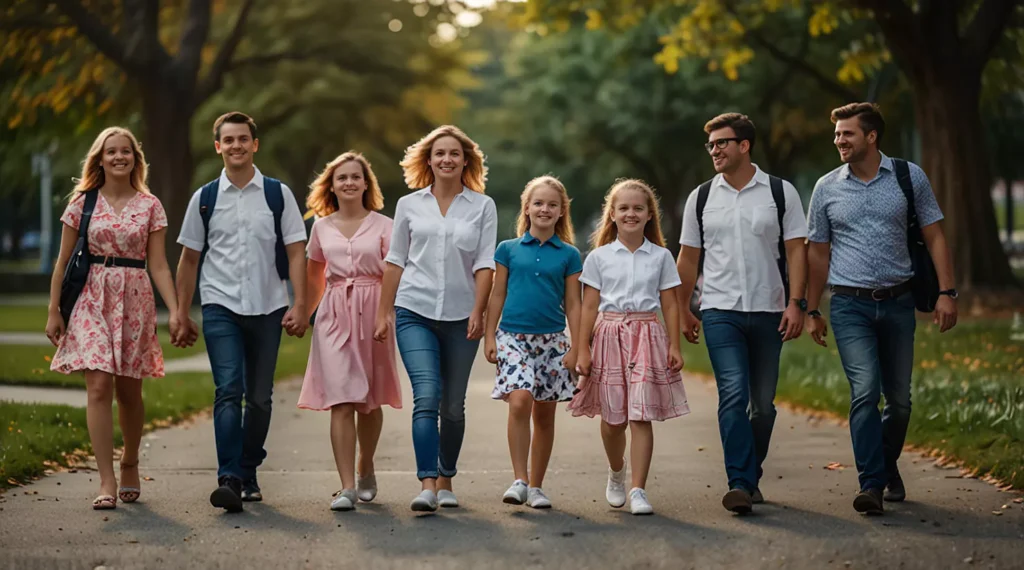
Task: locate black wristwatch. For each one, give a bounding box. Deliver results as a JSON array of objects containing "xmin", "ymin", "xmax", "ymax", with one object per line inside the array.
[
  {"xmin": 938, "ymin": 289, "xmax": 958, "ymax": 299},
  {"xmin": 808, "ymin": 309, "xmax": 822, "ymax": 318},
  {"xmin": 790, "ymin": 298, "xmax": 808, "ymax": 312}
]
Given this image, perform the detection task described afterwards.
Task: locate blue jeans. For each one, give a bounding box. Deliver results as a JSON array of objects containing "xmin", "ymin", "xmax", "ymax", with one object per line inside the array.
[
  {"xmin": 830, "ymin": 292, "xmax": 916, "ymax": 491},
  {"xmin": 202, "ymin": 304, "xmax": 286, "ymax": 481},
  {"xmin": 394, "ymin": 307, "xmax": 480, "ymax": 480},
  {"xmin": 702, "ymin": 309, "xmax": 783, "ymax": 493}
]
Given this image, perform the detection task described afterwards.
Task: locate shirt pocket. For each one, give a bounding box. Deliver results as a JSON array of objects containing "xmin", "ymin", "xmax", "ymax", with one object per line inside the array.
[
  {"xmin": 252, "ymin": 210, "xmax": 278, "ymax": 242},
  {"xmin": 450, "ymin": 220, "xmax": 479, "ymax": 252},
  {"xmin": 750, "ymin": 205, "xmax": 780, "ymax": 240}
]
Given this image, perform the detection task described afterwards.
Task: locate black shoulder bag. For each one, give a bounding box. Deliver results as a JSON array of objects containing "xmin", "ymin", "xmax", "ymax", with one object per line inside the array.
[
  {"xmin": 892, "ymin": 159, "xmax": 939, "ymax": 312},
  {"xmin": 59, "ymin": 190, "xmax": 99, "ymax": 323}
]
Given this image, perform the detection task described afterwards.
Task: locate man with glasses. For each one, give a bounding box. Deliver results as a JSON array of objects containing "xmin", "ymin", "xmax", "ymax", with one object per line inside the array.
[
  {"xmin": 805, "ymin": 102, "xmax": 957, "ymax": 515},
  {"xmin": 676, "ymin": 113, "xmax": 808, "ymax": 514}
]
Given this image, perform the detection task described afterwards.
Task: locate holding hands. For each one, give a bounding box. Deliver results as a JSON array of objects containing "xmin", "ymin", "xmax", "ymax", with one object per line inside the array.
[
  {"xmin": 169, "ymin": 311, "xmax": 199, "ymax": 348},
  {"xmin": 282, "ymin": 303, "xmax": 308, "ymax": 337}
]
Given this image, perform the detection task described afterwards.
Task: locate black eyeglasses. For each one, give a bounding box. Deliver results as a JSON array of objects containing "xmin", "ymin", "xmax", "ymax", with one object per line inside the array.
[{"xmin": 704, "ymin": 138, "xmax": 743, "ymax": 152}]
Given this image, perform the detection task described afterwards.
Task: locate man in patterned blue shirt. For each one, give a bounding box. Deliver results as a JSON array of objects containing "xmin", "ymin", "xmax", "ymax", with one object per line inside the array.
[{"xmin": 805, "ymin": 102, "xmax": 958, "ymax": 516}]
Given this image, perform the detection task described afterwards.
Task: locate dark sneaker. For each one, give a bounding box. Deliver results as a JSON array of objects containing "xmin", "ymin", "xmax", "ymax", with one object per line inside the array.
[
  {"xmin": 722, "ymin": 488, "xmax": 753, "ymax": 514},
  {"xmin": 884, "ymin": 475, "xmax": 906, "ymax": 502},
  {"xmin": 853, "ymin": 488, "xmax": 884, "ymax": 515},
  {"xmin": 751, "ymin": 488, "xmax": 764, "ymax": 504},
  {"xmin": 241, "ymin": 477, "xmax": 262, "ymax": 502},
  {"xmin": 210, "ymin": 476, "xmax": 243, "ymax": 513}
]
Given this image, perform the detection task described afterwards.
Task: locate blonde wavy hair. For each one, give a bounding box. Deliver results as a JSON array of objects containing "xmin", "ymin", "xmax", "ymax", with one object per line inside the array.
[
  {"xmin": 399, "ymin": 125, "xmax": 487, "ymax": 192},
  {"xmin": 590, "ymin": 179, "xmax": 667, "ymax": 249},
  {"xmin": 516, "ymin": 175, "xmax": 576, "ymax": 245},
  {"xmin": 72, "ymin": 127, "xmax": 149, "ymax": 195},
  {"xmin": 306, "ymin": 152, "xmax": 384, "ymax": 217}
]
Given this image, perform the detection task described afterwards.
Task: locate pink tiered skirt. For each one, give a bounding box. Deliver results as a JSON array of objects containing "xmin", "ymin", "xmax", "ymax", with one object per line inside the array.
[{"xmin": 567, "ymin": 312, "xmax": 689, "ymax": 425}]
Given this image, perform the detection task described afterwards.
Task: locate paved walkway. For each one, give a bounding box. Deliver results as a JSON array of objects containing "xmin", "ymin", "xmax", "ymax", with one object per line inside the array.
[{"xmin": 1, "ymin": 349, "xmax": 1022, "ymax": 569}]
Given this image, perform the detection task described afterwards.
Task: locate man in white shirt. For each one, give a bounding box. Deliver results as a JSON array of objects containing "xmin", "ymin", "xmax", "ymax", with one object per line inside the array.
[
  {"xmin": 676, "ymin": 113, "xmax": 808, "ymax": 514},
  {"xmin": 173, "ymin": 112, "xmax": 308, "ymax": 513}
]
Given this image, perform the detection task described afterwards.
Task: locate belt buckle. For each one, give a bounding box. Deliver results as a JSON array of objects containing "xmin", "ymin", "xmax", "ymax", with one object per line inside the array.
[
  {"xmin": 870, "ymin": 288, "xmax": 886, "ymax": 301},
  {"xmin": 103, "ymin": 256, "xmax": 114, "ymax": 268}
]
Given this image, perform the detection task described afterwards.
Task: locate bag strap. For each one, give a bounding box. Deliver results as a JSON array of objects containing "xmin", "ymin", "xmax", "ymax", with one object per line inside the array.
[
  {"xmin": 262, "ymin": 177, "xmax": 290, "ymax": 281},
  {"xmin": 892, "ymin": 159, "xmax": 918, "ymax": 230},
  {"xmin": 768, "ymin": 175, "xmax": 790, "ymax": 300},
  {"xmin": 695, "ymin": 180, "xmax": 713, "ymax": 276},
  {"xmin": 197, "ymin": 179, "xmax": 220, "ymax": 277},
  {"xmin": 80, "ymin": 190, "xmax": 99, "ymax": 238}
]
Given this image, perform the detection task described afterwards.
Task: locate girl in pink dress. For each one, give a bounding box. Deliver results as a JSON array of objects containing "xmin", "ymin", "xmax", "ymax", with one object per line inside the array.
[
  {"xmin": 567, "ymin": 179, "xmax": 689, "ymax": 516},
  {"xmin": 44, "ymin": 127, "xmax": 181, "ymax": 510},
  {"xmin": 298, "ymin": 151, "xmax": 403, "ymax": 511}
]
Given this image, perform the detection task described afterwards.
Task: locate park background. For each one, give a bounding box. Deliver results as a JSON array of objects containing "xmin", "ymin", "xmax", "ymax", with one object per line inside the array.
[{"xmin": 0, "ymin": 0, "xmax": 1022, "ymax": 496}]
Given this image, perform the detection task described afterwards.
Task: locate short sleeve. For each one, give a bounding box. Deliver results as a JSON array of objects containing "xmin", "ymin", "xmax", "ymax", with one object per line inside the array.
[
  {"xmin": 384, "ymin": 197, "xmax": 411, "ymax": 268},
  {"xmin": 177, "ymin": 189, "xmax": 206, "ymax": 252},
  {"xmin": 472, "ymin": 198, "xmax": 498, "ymax": 273},
  {"xmin": 806, "ymin": 178, "xmax": 831, "ymax": 244},
  {"xmin": 579, "ymin": 251, "xmax": 602, "ymax": 290},
  {"xmin": 679, "ymin": 188, "xmax": 702, "ymax": 248},
  {"xmin": 565, "ymin": 246, "xmax": 583, "ymax": 277},
  {"xmin": 494, "ymin": 240, "xmax": 511, "ymax": 268},
  {"xmin": 148, "ymin": 196, "xmax": 168, "ymax": 233},
  {"xmin": 781, "ymin": 180, "xmax": 808, "ymax": 241},
  {"xmin": 909, "ymin": 163, "xmax": 944, "ymax": 227},
  {"xmin": 280, "ymin": 183, "xmax": 308, "ymax": 245},
  {"xmin": 379, "ymin": 215, "xmax": 393, "ymax": 260},
  {"xmin": 657, "ymin": 249, "xmax": 682, "ymax": 290},
  {"xmin": 60, "ymin": 193, "xmax": 85, "ymax": 230},
  {"xmin": 307, "ymin": 220, "xmax": 325, "ymax": 262}
]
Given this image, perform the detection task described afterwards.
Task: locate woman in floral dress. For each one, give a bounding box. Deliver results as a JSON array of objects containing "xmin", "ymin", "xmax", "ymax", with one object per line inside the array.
[{"xmin": 44, "ymin": 127, "xmax": 181, "ymax": 510}]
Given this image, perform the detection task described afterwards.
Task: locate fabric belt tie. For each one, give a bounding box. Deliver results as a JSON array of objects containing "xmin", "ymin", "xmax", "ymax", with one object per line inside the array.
[
  {"xmin": 322, "ymin": 276, "xmax": 380, "ymax": 346},
  {"xmin": 598, "ymin": 311, "xmax": 658, "ymax": 323}
]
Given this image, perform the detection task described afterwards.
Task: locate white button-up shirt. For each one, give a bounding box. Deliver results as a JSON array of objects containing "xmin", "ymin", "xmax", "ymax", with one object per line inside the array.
[
  {"xmin": 579, "ymin": 239, "xmax": 682, "ymax": 313},
  {"xmin": 385, "ymin": 186, "xmax": 498, "ymax": 321},
  {"xmin": 178, "ymin": 166, "xmax": 307, "ymax": 315},
  {"xmin": 680, "ymin": 165, "xmax": 807, "ymax": 313}
]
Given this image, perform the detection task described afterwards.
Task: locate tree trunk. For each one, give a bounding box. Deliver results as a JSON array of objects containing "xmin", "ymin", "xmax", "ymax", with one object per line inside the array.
[
  {"xmin": 140, "ymin": 81, "xmax": 196, "ymax": 270},
  {"xmin": 911, "ymin": 74, "xmax": 1016, "ymax": 289}
]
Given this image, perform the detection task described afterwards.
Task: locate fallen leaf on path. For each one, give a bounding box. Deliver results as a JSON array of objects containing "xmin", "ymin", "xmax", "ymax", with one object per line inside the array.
[
  {"xmin": 824, "ymin": 462, "xmax": 847, "ymax": 471},
  {"xmin": 697, "ymin": 446, "xmax": 704, "ymax": 452},
  {"xmin": 6, "ymin": 479, "xmax": 21, "ymax": 486},
  {"xmin": 1013, "ymin": 498, "xmax": 1023, "ymax": 504},
  {"xmin": 991, "ymin": 511, "xmax": 1003, "ymax": 516},
  {"xmin": 143, "ymin": 477, "xmax": 154, "ymax": 481}
]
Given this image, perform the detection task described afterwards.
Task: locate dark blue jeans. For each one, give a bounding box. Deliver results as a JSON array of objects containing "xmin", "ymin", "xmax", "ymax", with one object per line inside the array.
[
  {"xmin": 394, "ymin": 307, "xmax": 480, "ymax": 480},
  {"xmin": 702, "ymin": 309, "xmax": 783, "ymax": 494},
  {"xmin": 830, "ymin": 292, "xmax": 916, "ymax": 492},
  {"xmin": 202, "ymin": 304, "xmax": 286, "ymax": 481}
]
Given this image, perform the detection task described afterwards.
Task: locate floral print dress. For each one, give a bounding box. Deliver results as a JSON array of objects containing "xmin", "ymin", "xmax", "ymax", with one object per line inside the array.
[{"xmin": 51, "ymin": 191, "xmax": 168, "ymax": 379}]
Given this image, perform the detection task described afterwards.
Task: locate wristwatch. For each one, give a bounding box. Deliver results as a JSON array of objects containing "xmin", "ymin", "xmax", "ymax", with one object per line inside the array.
[
  {"xmin": 938, "ymin": 289, "xmax": 958, "ymax": 299},
  {"xmin": 808, "ymin": 309, "xmax": 822, "ymax": 318},
  {"xmin": 790, "ymin": 298, "xmax": 808, "ymax": 312}
]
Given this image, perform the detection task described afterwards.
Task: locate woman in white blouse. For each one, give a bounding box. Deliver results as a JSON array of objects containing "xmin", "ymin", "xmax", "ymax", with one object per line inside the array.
[{"xmin": 374, "ymin": 125, "xmax": 497, "ymax": 512}]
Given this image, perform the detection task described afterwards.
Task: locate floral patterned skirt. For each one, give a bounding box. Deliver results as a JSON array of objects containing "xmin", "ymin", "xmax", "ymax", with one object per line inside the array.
[{"xmin": 492, "ymin": 330, "xmax": 575, "ymax": 403}]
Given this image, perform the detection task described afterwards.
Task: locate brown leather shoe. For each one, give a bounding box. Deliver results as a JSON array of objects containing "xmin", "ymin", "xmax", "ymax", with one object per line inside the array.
[
  {"xmin": 722, "ymin": 489, "xmax": 753, "ymax": 514},
  {"xmin": 853, "ymin": 488, "xmax": 884, "ymax": 515}
]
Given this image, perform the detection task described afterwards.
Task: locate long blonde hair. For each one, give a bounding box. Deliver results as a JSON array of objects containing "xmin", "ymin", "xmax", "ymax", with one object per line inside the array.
[
  {"xmin": 306, "ymin": 152, "xmax": 384, "ymax": 217},
  {"xmin": 399, "ymin": 125, "xmax": 487, "ymax": 192},
  {"xmin": 590, "ymin": 178, "xmax": 667, "ymax": 249},
  {"xmin": 516, "ymin": 175, "xmax": 576, "ymax": 245},
  {"xmin": 72, "ymin": 127, "xmax": 149, "ymax": 195}
]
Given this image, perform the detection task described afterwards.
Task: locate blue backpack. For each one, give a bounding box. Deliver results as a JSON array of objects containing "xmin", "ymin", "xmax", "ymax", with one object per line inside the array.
[{"xmin": 198, "ymin": 177, "xmax": 290, "ymax": 281}]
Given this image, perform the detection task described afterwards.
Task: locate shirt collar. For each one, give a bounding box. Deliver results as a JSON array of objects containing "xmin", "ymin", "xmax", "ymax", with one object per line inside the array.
[
  {"xmin": 610, "ymin": 237, "xmax": 653, "ymax": 253},
  {"xmin": 522, "ymin": 231, "xmax": 564, "ymax": 248},
  {"xmin": 219, "ymin": 165, "xmax": 264, "ymax": 192},
  {"xmin": 713, "ymin": 164, "xmax": 769, "ymax": 192},
  {"xmin": 840, "ymin": 152, "xmax": 892, "ymax": 180},
  {"xmin": 420, "ymin": 185, "xmax": 477, "ymax": 202}
]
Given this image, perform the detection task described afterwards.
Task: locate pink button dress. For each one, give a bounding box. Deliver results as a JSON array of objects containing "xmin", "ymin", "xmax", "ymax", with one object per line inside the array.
[
  {"xmin": 51, "ymin": 191, "xmax": 168, "ymax": 379},
  {"xmin": 297, "ymin": 212, "xmax": 403, "ymax": 413}
]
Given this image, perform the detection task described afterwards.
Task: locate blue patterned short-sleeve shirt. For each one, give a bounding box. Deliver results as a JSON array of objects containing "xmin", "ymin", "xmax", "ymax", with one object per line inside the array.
[{"xmin": 807, "ymin": 153, "xmax": 943, "ymax": 289}]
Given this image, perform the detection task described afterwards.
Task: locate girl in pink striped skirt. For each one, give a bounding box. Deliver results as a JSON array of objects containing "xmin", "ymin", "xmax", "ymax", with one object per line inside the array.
[{"xmin": 567, "ymin": 179, "xmax": 689, "ymax": 515}]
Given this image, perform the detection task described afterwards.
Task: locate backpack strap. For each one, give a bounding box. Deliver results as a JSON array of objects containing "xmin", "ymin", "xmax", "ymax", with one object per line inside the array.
[
  {"xmin": 197, "ymin": 179, "xmax": 220, "ymax": 279},
  {"xmin": 80, "ymin": 190, "xmax": 99, "ymax": 238},
  {"xmin": 892, "ymin": 159, "xmax": 917, "ymax": 230},
  {"xmin": 695, "ymin": 180, "xmax": 713, "ymax": 276},
  {"xmin": 262, "ymin": 177, "xmax": 290, "ymax": 281},
  {"xmin": 768, "ymin": 175, "xmax": 790, "ymax": 300}
]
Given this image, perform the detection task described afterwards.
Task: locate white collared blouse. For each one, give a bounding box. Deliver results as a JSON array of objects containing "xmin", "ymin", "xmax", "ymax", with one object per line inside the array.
[{"xmin": 579, "ymin": 238, "xmax": 682, "ymax": 313}]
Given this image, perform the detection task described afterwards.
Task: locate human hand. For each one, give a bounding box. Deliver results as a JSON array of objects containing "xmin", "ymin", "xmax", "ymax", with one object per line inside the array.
[
  {"xmin": 806, "ymin": 314, "xmax": 828, "ymax": 347},
  {"xmin": 373, "ymin": 314, "xmax": 390, "ymax": 342},
  {"xmin": 779, "ymin": 305, "xmax": 804, "ymax": 342},
  {"xmin": 933, "ymin": 295, "xmax": 958, "ymax": 333},
  {"xmin": 668, "ymin": 346, "xmax": 683, "ymax": 373},
  {"xmin": 681, "ymin": 309, "xmax": 701, "ymax": 344},
  {"xmin": 44, "ymin": 310, "xmax": 65, "ymax": 347},
  {"xmin": 484, "ymin": 335, "xmax": 498, "ymax": 364},
  {"xmin": 562, "ymin": 347, "xmax": 578, "ymax": 374},
  {"xmin": 466, "ymin": 310, "xmax": 485, "ymax": 340}
]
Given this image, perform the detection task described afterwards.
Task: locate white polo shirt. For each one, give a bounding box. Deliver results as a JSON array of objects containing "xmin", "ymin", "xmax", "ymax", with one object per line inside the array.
[
  {"xmin": 579, "ymin": 239, "xmax": 682, "ymax": 313},
  {"xmin": 680, "ymin": 165, "xmax": 807, "ymax": 313},
  {"xmin": 178, "ymin": 166, "xmax": 307, "ymax": 316},
  {"xmin": 385, "ymin": 186, "xmax": 498, "ymax": 321}
]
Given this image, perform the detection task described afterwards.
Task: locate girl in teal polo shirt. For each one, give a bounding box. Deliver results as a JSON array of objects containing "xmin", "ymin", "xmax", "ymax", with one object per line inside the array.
[{"xmin": 484, "ymin": 175, "xmax": 583, "ymax": 509}]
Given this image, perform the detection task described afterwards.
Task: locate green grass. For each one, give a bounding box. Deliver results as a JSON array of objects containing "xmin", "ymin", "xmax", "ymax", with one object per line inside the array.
[
  {"xmin": 682, "ymin": 316, "xmax": 1024, "ymax": 489},
  {"xmin": 0, "ymin": 334, "xmax": 311, "ymax": 489},
  {"xmin": 0, "ymin": 304, "xmax": 53, "ymax": 332},
  {"xmin": 993, "ymin": 201, "xmax": 1024, "ymax": 231}
]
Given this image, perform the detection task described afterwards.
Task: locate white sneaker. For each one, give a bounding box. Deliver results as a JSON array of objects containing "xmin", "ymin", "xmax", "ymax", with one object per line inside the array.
[
  {"xmin": 606, "ymin": 461, "xmax": 627, "ymax": 508},
  {"xmin": 629, "ymin": 487, "xmax": 653, "ymax": 515},
  {"xmin": 410, "ymin": 489, "xmax": 438, "ymax": 512},
  {"xmin": 330, "ymin": 489, "xmax": 357, "ymax": 511},
  {"xmin": 527, "ymin": 487, "xmax": 552, "ymax": 509},
  {"xmin": 503, "ymin": 480, "xmax": 528, "ymax": 505},
  {"xmin": 437, "ymin": 489, "xmax": 459, "ymax": 508},
  {"xmin": 357, "ymin": 473, "xmax": 377, "ymax": 502}
]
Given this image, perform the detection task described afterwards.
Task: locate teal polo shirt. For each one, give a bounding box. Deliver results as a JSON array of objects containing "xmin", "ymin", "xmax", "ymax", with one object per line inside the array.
[{"xmin": 495, "ymin": 232, "xmax": 583, "ymax": 335}]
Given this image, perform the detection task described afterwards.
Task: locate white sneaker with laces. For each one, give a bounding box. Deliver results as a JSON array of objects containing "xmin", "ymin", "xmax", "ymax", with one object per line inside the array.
[
  {"xmin": 330, "ymin": 489, "xmax": 357, "ymax": 511},
  {"xmin": 606, "ymin": 461, "xmax": 627, "ymax": 508},
  {"xmin": 357, "ymin": 473, "xmax": 377, "ymax": 502},
  {"xmin": 503, "ymin": 480, "xmax": 528, "ymax": 505},
  {"xmin": 437, "ymin": 489, "xmax": 459, "ymax": 508},
  {"xmin": 527, "ymin": 487, "xmax": 552, "ymax": 509},
  {"xmin": 629, "ymin": 487, "xmax": 653, "ymax": 515}
]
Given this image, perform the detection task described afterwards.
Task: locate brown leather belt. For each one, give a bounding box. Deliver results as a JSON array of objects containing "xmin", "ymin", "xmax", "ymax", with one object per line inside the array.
[{"xmin": 830, "ymin": 281, "xmax": 912, "ymax": 301}]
